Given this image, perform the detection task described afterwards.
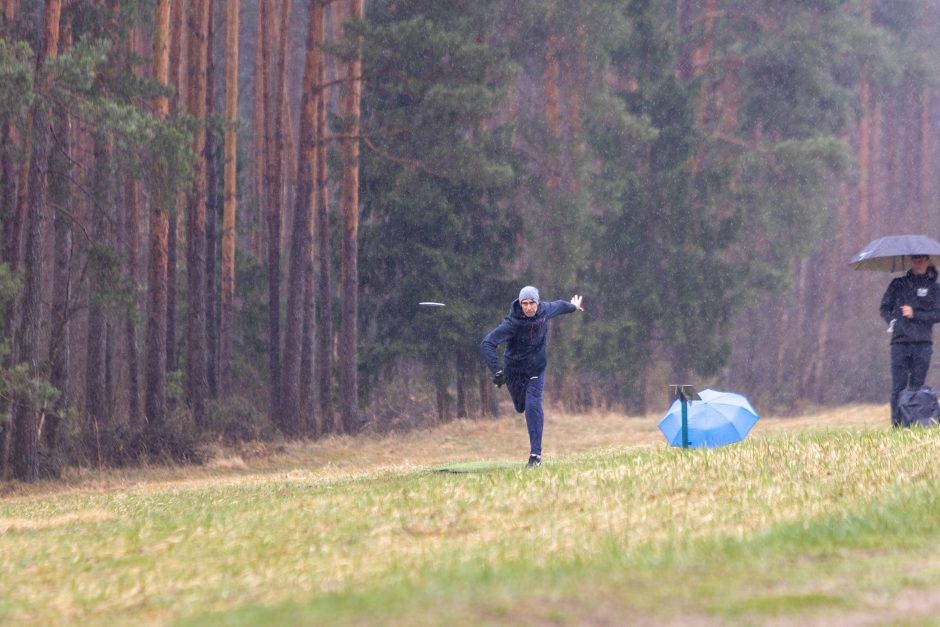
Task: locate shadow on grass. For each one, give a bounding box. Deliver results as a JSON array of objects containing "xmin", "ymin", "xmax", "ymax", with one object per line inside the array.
[{"xmin": 431, "ymin": 460, "xmax": 524, "ymax": 474}]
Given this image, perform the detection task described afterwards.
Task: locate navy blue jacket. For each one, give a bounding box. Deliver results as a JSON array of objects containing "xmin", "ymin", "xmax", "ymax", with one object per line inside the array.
[
  {"xmin": 880, "ymin": 266, "xmax": 940, "ymax": 344},
  {"xmin": 480, "ymin": 299, "xmax": 577, "ymax": 378}
]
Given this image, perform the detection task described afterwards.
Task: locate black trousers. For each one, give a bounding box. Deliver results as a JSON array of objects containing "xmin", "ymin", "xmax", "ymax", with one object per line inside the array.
[{"xmin": 890, "ymin": 342, "xmax": 933, "ymax": 427}]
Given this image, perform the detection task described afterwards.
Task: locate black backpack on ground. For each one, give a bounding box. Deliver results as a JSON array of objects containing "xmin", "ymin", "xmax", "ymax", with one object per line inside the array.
[{"xmin": 898, "ymin": 385, "xmax": 940, "ymax": 427}]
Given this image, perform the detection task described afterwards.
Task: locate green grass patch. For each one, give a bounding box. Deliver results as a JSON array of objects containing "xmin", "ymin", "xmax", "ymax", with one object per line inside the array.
[
  {"xmin": 432, "ymin": 459, "xmax": 523, "ymax": 473},
  {"xmin": 730, "ymin": 593, "xmax": 849, "ymax": 615},
  {"xmin": 3, "ymin": 424, "xmax": 940, "ymax": 625}
]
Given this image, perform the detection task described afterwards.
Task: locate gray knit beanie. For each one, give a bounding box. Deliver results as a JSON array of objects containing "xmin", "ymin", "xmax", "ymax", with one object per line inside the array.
[{"xmin": 518, "ymin": 285, "xmax": 540, "ymax": 304}]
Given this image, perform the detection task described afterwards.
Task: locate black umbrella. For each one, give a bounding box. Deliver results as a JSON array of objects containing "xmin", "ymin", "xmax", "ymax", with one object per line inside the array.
[{"xmin": 848, "ymin": 234, "xmax": 940, "ymax": 272}]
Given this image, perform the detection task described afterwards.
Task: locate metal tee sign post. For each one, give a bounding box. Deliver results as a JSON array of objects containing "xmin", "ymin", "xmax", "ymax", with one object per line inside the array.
[{"xmin": 669, "ymin": 384, "xmax": 701, "ymax": 449}]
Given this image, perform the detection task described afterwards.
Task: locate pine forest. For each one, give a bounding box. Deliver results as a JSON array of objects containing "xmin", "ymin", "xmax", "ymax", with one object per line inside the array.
[{"xmin": 1, "ymin": 0, "xmax": 938, "ymax": 480}]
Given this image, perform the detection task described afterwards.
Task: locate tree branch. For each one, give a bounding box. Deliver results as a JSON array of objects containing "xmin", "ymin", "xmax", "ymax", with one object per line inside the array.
[
  {"xmin": 712, "ymin": 131, "xmax": 771, "ymax": 156},
  {"xmin": 361, "ymin": 134, "xmax": 444, "ymax": 177},
  {"xmin": 693, "ymin": 9, "xmax": 778, "ymax": 33}
]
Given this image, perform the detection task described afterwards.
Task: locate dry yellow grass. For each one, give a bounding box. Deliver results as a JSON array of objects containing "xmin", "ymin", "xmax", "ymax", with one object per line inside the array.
[
  {"xmin": 0, "ymin": 509, "xmax": 115, "ymax": 533},
  {"xmin": 1, "ymin": 402, "xmax": 887, "ymax": 502}
]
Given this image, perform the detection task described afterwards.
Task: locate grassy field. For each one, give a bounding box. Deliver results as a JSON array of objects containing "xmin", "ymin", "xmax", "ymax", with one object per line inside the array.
[{"xmin": 3, "ymin": 404, "xmax": 940, "ymax": 626}]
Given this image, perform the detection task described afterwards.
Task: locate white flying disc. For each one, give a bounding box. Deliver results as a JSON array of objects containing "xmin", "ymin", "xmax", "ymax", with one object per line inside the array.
[{"xmin": 419, "ymin": 302, "xmax": 445, "ymax": 307}]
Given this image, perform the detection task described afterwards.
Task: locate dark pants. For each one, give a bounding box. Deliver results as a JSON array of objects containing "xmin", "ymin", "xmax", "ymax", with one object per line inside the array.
[
  {"xmin": 890, "ymin": 342, "xmax": 933, "ymax": 427},
  {"xmin": 506, "ymin": 373, "xmax": 545, "ymax": 457}
]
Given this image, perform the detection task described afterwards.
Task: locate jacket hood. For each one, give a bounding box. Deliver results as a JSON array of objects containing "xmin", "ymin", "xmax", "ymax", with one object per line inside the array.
[{"xmin": 906, "ymin": 265, "xmax": 939, "ymax": 283}]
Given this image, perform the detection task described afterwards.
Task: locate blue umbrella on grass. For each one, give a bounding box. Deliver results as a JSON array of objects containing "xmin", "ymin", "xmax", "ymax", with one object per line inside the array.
[{"xmin": 658, "ymin": 388, "xmax": 760, "ymax": 448}]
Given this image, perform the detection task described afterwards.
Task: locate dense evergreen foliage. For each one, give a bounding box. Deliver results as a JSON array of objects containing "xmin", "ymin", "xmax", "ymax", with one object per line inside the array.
[{"xmin": 357, "ymin": 0, "xmax": 522, "ymax": 417}]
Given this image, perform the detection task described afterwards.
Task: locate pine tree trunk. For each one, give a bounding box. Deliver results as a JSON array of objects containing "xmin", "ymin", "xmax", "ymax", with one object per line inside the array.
[
  {"xmin": 339, "ymin": 0, "xmax": 363, "ymax": 433},
  {"xmin": 303, "ymin": 0, "xmax": 327, "ymax": 436},
  {"xmin": 919, "ymin": 86, "xmax": 930, "ymax": 224},
  {"xmin": 186, "ymin": 0, "xmax": 211, "ymax": 427},
  {"xmin": 717, "ymin": 64, "xmax": 740, "ymax": 135},
  {"xmin": 13, "ymin": 155, "xmax": 28, "ymax": 262},
  {"xmin": 691, "ymin": 0, "xmax": 715, "ymax": 155},
  {"xmin": 14, "ymin": 0, "xmax": 62, "ymax": 482},
  {"xmin": 434, "ymin": 365, "xmax": 447, "ymax": 423},
  {"xmin": 801, "ymin": 183, "xmax": 849, "ymax": 400},
  {"xmin": 2, "ymin": 0, "xmax": 13, "ymax": 29},
  {"xmin": 106, "ymin": 317, "xmax": 116, "ymax": 423},
  {"xmin": 558, "ymin": 22, "xmax": 587, "ymax": 194},
  {"xmin": 146, "ymin": 212, "xmax": 169, "ymax": 428},
  {"xmin": 270, "ymin": 0, "xmax": 292, "ymax": 430},
  {"xmin": 260, "ymin": 0, "xmax": 283, "ymax": 421},
  {"xmin": 696, "ymin": 0, "xmax": 715, "ymax": 77},
  {"xmin": 456, "ymin": 350, "xmax": 467, "ymax": 419},
  {"xmin": 146, "ymin": 0, "xmax": 171, "ymax": 429},
  {"xmin": 856, "ymin": 0, "xmax": 872, "ymax": 236},
  {"xmin": 283, "ymin": 82, "xmax": 297, "ymax": 241},
  {"xmin": 3, "ymin": 130, "xmax": 27, "ymax": 287},
  {"xmin": 900, "ymin": 92, "xmax": 914, "ymax": 224},
  {"xmin": 544, "ymin": 36, "xmax": 561, "ymax": 140},
  {"xmin": 220, "ymin": 0, "xmax": 239, "ymax": 395},
  {"xmin": 858, "ymin": 79, "xmax": 871, "ymax": 234},
  {"xmin": 171, "ymin": 0, "xmax": 187, "ymax": 111},
  {"xmin": 0, "ymin": 122, "xmax": 17, "ymax": 267},
  {"xmin": 2, "ymin": 0, "xmax": 25, "ymax": 308},
  {"xmin": 870, "ymin": 95, "xmax": 881, "ymax": 232},
  {"xmin": 85, "ymin": 136, "xmax": 112, "ymax": 432},
  {"xmin": 676, "ymin": 0, "xmax": 695, "ymax": 82},
  {"xmin": 125, "ymin": 174, "xmax": 142, "ymax": 427},
  {"xmin": 0, "ymin": 0, "xmax": 19, "ymax": 473},
  {"xmin": 0, "ymin": 60, "xmax": 12, "ymax": 395},
  {"xmin": 12, "ymin": 105, "xmax": 47, "ymax": 481},
  {"xmin": 101, "ymin": 2, "xmax": 122, "ymax": 427},
  {"xmin": 543, "ymin": 33, "xmax": 561, "ymax": 192},
  {"xmin": 205, "ymin": 0, "xmax": 220, "ymax": 400},
  {"xmin": 0, "ymin": 113, "xmax": 18, "ymax": 480},
  {"xmin": 884, "ymin": 94, "xmax": 897, "ymax": 226},
  {"xmin": 478, "ymin": 373, "xmax": 488, "ymax": 418},
  {"xmin": 320, "ymin": 0, "xmax": 342, "ymax": 433},
  {"xmin": 281, "ymin": 0, "xmax": 321, "ymax": 437},
  {"xmin": 166, "ymin": 0, "xmax": 186, "ymax": 379},
  {"xmin": 118, "ymin": 21, "xmax": 142, "ymax": 427},
  {"xmin": 251, "ymin": 0, "xmax": 267, "ymax": 259},
  {"xmin": 773, "ymin": 257, "xmax": 804, "ymax": 393},
  {"xmin": 167, "ymin": 205, "xmax": 179, "ymax": 375},
  {"xmin": 46, "ymin": 99, "xmax": 71, "ymax": 464},
  {"xmin": 300, "ymin": 235, "xmax": 316, "ymax": 434}
]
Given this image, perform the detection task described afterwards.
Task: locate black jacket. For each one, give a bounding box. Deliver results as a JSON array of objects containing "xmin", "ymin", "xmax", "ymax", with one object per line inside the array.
[
  {"xmin": 880, "ymin": 266, "xmax": 940, "ymax": 344},
  {"xmin": 480, "ymin": 299, "xmax": 576, "ymax": 378}
]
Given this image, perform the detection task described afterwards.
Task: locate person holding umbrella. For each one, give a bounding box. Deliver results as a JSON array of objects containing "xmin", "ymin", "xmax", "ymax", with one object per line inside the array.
[
  {"xmin": 880, "ymin": 254, "xmax": 940, "ymax": 427},
  {"xmin": 480, "ymin": 286, "xmax": 584, "ymax": 467}
]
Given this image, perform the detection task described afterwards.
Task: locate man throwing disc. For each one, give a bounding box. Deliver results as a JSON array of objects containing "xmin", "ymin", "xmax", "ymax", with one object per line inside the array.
[{"xmin": 480, "ymin": 286, "xmax": 584, "ymax": 467}]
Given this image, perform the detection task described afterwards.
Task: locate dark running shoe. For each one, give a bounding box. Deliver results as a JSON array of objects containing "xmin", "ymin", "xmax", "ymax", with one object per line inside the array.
[{"xmin": 527, "ymin": 454, "xmax": 541, "ymax": 468}]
